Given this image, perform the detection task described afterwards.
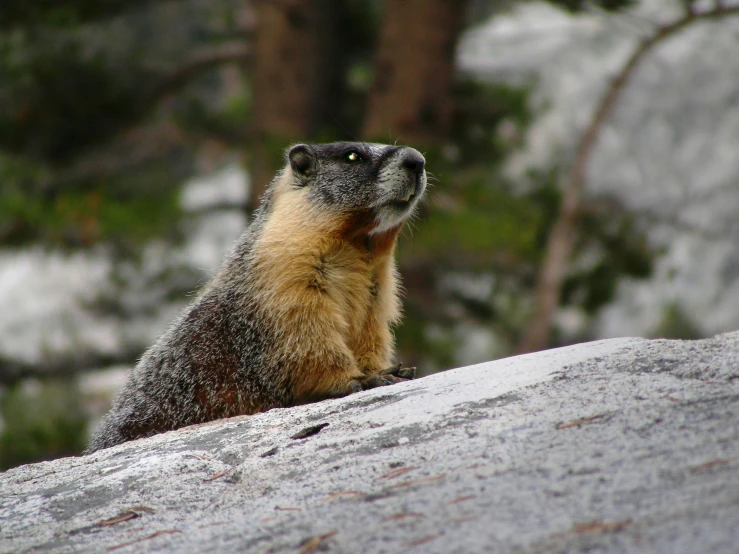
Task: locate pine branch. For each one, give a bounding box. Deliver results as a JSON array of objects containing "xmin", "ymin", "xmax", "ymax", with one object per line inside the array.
[{"xmin": 138, "ymin": 44, "xmax": 252, "ymax": 120}]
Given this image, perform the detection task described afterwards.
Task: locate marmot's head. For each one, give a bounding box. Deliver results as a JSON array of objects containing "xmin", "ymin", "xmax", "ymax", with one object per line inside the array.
[{"xmin": 276, "ymin": 142, "xmax": 426, "ymax": 239}]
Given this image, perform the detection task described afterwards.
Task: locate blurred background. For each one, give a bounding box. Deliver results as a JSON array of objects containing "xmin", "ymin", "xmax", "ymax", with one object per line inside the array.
[{"xmin": 1, "ymin": 0, "xmax": 738, "ymax": 470}]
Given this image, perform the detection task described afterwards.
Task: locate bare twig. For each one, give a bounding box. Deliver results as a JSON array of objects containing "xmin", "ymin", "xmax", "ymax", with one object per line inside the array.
[
  {"xmin": 517, "ymin": 5, "xmax": 739, "ymax": 354},
  {"xmin": 0, "ymin": 346, "xmax": 142, "ymax": 387}
]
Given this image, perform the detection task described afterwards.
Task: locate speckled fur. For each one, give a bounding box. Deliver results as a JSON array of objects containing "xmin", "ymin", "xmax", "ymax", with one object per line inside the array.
[{"xmin": 87, "ymin": 142, "xmax": 426, "ymax": 452}]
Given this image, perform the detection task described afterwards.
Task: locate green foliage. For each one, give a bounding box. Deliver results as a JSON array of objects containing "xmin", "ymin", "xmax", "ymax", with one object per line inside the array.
[
  {"xmin": 448, "ymin": 79, "xmax": 534, "ymax": 167},
  {"xmin": 396, "ymin": 319, "xmax": 458, "ymax": 376},
  {"xmin": 0, "ymin": 31, "xmax": 152, "ymax": 163},
  {"xmin": 0, "ymin": 152, "xmax": 184, "ymax": 249},
  {"xmin": 401, "ymin": 181, "xmax": 541, "ymax": 268},
  {"xmin": 0, "ymin": 0, "xmax": 230, "ymax": 249},
  {"xmin": 562, "ymin": 204, "xmax": 652, "ymax": 314},
  {"xmin": 651, "ymin": 303, "xmax": 703, "ymax": 340},
  {"xmin": 0, "ymin": 379, "xmax": 88, "ymax": 470}
]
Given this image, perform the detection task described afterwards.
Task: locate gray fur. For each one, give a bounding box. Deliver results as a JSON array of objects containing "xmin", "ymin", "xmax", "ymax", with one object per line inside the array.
[{"xmin": 87, "ymin": 142, "xmax": 425, "ymax": 452}]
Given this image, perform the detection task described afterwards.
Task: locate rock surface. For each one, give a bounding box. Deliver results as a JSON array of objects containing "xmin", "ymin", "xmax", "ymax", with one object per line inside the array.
[{"xmin": 2, "ymin": 332, "xmax": 739, "ymax": 553}]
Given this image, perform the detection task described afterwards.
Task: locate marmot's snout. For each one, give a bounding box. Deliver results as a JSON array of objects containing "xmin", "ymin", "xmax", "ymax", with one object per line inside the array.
[
  {"xmin": 401, "ymin": 149, "xmax": 425, "ymax": 175},
  {"xmin": 399, "ymin": 149, "xmax": 425, "ymax": 202},
  {"xmin": 386, "ymin": 147, "xmax": 426, "ymax": 203},
  {"xmin": 372, "ymin": 146, "xmax": 426, "ymax": 233}
]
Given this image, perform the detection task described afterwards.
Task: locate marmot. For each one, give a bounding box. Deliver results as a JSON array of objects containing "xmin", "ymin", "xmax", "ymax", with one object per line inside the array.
[{"xmin": 87, "ymin": 142, "xmax": 426, "ymax": 452}]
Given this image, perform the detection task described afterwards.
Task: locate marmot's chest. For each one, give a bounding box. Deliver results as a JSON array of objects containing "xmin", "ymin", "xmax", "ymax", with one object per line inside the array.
[{"xmin": 314, "ymin": 247, "xmax": 380, "ymax": 338}]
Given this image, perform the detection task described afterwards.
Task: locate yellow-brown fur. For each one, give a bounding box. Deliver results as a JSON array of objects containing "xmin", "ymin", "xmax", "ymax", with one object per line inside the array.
[{"xmin": 251, "ymin": 169, "xmax": 402, "ymax": 402}]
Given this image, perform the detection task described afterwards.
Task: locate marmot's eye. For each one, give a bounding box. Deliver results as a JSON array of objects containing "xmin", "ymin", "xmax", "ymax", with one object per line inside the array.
[{"xmin": 345, "ymin": 151, "xmax": 362, "ymax": 162}]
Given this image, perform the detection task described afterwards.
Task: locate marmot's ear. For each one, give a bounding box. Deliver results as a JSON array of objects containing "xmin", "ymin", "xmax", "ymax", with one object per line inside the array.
[{"xmin": 288, "ymin": 144, "xmax": 315, "ymax": 181}]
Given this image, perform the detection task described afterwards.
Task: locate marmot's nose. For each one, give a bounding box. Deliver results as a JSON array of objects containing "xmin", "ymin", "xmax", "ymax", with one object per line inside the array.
[{"xmin": 401, "ymin": 150, "xmax": 425, "ymax": 175}]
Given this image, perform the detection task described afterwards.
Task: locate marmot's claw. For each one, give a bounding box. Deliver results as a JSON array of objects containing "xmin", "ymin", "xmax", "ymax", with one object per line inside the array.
[
  {"xmin": 397, "ymin": 366, "xmax": 416, "ymax": 379},
  {"xmin": 379, "ymin": 362, "xmax": 402, "ymax": 376},
  {"xmin": 346, "ymin": 364, "xmax": 417, "ymax": 395},
  {"xmin": 347, "ymin": 379, "xmax": 364, "ymax": 394},
  {"xmin": 361, "ymin": 375, "xmax": 393, "ymax": 389},
  {"xmin": 380, "ymin": 363, "xmax": 416, "ymax": 380}
]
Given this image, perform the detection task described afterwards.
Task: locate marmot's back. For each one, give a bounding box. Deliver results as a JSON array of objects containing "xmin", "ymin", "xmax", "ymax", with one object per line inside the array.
[{"xmin": 87, "ymin": 143, "xmax": 426, "ymax": 452}]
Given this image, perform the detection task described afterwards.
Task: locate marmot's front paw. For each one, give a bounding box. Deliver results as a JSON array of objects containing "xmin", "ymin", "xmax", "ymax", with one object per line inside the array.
[
  {"xmin": 347, "ymin": 363, "xmax": 416, "ymax": 393},
  {"xmin": 380, "ymin": 362, "xmax": 416, "ymax": 380}
]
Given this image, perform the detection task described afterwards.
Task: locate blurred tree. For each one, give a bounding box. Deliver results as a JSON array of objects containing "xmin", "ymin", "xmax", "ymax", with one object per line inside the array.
[
  {"xmin": 248, "ymin": 0, "xmax": 342, "ymax": 208},
  {"xmin": 0, "ymin": 380, "xmax": 87, "ymax": 470},
  {"xmin": 363, "ymin": 0, "xmax": 467, "ymax": 144},
  {"xmin": 247, "ymin": 0, "xmax": 384, "ymax": 206}
]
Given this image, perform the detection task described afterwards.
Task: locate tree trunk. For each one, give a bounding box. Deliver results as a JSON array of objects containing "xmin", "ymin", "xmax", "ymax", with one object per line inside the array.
[
  {"xmin": 362, "ymin": 0, "xmax": 467, "ymax": 145},
  {"xmin": 247, "ymin": 0, "xmax": 341, "ymax": 211}
]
